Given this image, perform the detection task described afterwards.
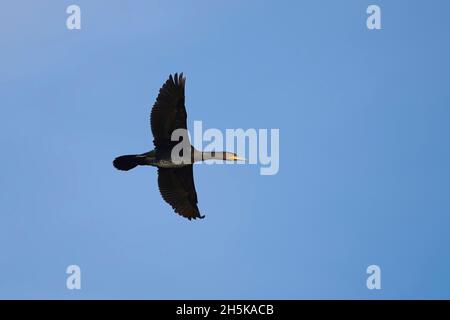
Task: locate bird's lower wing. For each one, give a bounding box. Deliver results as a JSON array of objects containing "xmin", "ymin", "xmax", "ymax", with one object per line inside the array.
[{"xmin": 157, "ymin": 166, "xmax": 204, "ymax": 220}]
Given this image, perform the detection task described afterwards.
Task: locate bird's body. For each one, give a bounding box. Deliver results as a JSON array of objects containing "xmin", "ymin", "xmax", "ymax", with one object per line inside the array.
[
  {"xmin": 119, "ymin": 150, "xmax": 184, "ymax": 169},
  {"xmin": 113, "ymin": 73, "xmax": 244, "ymax": 220}
]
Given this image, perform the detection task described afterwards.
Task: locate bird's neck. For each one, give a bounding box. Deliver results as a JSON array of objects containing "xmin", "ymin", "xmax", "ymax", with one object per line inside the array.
[{"xmin": 196, "ymin": 151, "xmax": 228, "ymax": 161}]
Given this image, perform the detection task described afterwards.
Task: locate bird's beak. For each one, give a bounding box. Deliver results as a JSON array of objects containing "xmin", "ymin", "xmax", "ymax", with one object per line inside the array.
[{"xmin": 232, "ymin": 155, "xmax": 246, "ymax": 161}]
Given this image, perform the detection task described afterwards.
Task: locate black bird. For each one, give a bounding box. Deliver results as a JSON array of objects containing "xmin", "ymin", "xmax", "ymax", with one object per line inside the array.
[{"xmin": 113, "ymin": 73, "xmax": 245, "ymax": 220}]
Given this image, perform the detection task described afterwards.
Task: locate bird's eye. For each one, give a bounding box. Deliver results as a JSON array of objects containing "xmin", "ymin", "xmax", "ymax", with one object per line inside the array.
[{"xmin": 211, "ymin": 151, "xmax": 215, "ymax": 157}]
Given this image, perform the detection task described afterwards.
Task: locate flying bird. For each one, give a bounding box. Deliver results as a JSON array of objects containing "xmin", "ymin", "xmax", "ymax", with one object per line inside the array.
[{"xmin": 113, "ymin": 73, "xmax": 245, "ymax": 220}]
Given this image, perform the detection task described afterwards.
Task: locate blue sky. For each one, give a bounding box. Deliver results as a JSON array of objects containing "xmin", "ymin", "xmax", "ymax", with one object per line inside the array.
[{"xmin": 1, "ymin": 0, "xmax": 450, "ymax": 299}]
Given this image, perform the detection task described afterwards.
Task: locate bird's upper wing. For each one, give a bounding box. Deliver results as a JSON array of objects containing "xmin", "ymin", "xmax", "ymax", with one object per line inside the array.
[
  {"xmin": 150, "ymin": 73, "xmax": 188, "ymax": 149},
  {"xmin": 157, "ymin": 166, "xmax": 204, "ymax": 220}
]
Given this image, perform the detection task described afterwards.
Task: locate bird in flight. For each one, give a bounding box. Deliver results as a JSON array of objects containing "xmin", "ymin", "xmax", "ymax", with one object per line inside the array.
[{"xmin": 113, "ymin": 73, "xmax": 245, "ymax": 220}]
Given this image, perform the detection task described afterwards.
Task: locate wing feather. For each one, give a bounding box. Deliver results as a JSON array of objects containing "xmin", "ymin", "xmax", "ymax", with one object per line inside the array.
[
  {"xmin": 157, "ymin": 166, "xmax": 204, "ymax": 220},
  {"xmin": 150, "ymin": 73, "xmax": 188, "ymax": 149}
]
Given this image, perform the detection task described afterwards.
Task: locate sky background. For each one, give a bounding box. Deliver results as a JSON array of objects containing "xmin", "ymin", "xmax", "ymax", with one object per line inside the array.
[{"xmin": 1, "ymin": 0, "xmax": 450, "ymax": 299}]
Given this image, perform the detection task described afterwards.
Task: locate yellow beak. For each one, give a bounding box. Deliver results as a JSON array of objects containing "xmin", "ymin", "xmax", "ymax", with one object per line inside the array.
[{"xmin": 232, "ymin": 155, "xmax": 246, "ymax": 161}]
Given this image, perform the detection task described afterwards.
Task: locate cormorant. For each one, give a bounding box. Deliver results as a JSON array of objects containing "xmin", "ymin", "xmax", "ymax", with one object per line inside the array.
[{"xmin": 113, "ymin": 73, "xmax": 245, "ymax": 220}]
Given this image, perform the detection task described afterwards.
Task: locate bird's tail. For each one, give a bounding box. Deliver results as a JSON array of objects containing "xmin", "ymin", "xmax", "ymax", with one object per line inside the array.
[{"xmin": 113, "ymin": 155, "xmax": 145, "ymax": 171}]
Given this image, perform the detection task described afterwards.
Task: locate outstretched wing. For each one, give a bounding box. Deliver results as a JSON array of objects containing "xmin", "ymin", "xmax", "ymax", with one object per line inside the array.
[
  {"xmin": 157, "ymin": 166, "xmax": 204, "ymax": 220},
  {"xmin": 150, "ymin": 73, "xmax": 188, "ymax": 149}
]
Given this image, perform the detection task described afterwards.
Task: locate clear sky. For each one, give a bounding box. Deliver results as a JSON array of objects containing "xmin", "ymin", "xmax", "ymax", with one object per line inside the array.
[{"xmin": 1, "ymin": 0, "xmax": 450, "ymax": 299}]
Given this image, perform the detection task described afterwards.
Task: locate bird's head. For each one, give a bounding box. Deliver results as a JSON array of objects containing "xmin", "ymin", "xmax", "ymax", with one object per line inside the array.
[{"xmin": 224, "ymin": 152, "xmax": 246, "ymax": 162}]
